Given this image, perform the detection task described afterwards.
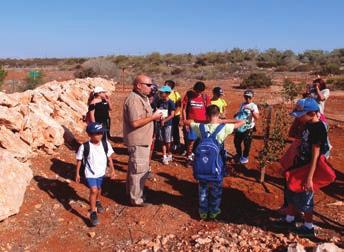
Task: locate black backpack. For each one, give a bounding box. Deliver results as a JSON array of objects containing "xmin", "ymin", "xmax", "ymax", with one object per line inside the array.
[{"xmin": 80, "ymin": 138, "xmax": 109, "ymax": 176}]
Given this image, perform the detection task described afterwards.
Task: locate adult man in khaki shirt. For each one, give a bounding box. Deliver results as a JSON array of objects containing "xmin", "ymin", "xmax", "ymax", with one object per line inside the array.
[{"xmin": 123, "ymin": 75, "xmax": 162, "ymax": 206}]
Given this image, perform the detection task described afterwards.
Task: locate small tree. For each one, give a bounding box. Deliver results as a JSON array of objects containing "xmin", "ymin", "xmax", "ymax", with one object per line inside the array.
[
  {"xmin": 282, "ymin": 79, "xmax": 302, "ymax": 102},
  {"xmin": 258, "ymin": 104, "xmax": 290, "ymax": 182},
  {"xmin": 240, "ymin": 73, "xmax": 273, "ymax": 89},
  {"xmin": 0, "ymin": 67, "xmax": 7, "ymax": 90}
]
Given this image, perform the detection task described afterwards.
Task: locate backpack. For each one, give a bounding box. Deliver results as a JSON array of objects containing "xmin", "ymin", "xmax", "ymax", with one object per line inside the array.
[
  {"xmin": 193, "ymin": 124, "xmax": 226, "ymax": 182},
  {"xmin": 80, "ymin": 138, "xmax": 109, "ymax": 176},
  {"xmin": 234, "ymin": 108, "xmax": 251, "ymax": 133}
]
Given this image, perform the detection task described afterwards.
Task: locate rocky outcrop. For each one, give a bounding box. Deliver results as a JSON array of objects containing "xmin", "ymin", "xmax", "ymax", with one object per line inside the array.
[
  {"xmin": 0, "ymin": 77, "xmax": 116, "ymax": 221},
  {"xmin": 0, "ymin": 149, "xmax": 33, "ymax": 221},
  {"xmin": 0, "ymin": 77, "xmax": 116, "ymax": 159}
]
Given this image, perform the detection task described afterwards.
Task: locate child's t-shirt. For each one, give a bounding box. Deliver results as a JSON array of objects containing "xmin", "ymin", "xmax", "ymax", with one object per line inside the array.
[
  {"xmin": 76, "ymin": 140, "xmax": 114, "ymax": 178},
  {"xmin": 169, "ymin": 90, "xmax": 182, "ymax": 116},
  {"xmin": 190, "ymin": 122, "xmax": 235, "ymax": 144},
  {"xmin": 211, "ymin": 98, "xmax": 227, "ymax": 114},
  {"xmin": 297, "ymin": 121, "xmax": 329, "ymax": 167},
  {"xmin": 156, "ymin": 99, "xmax": 176, "ymax": 126},
  {"xmin": 238, "ymin": 102, "xmax": 259, "ymax": 129},
  {"xmin": 182, "ymin": 92, "xmax": 211, "ymax": 123}
]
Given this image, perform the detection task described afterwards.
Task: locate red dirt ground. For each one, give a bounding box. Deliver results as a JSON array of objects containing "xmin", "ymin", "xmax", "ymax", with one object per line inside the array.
[{"xmin": 0, "ymin": 81, "xmax": 343, "ymax": 251}]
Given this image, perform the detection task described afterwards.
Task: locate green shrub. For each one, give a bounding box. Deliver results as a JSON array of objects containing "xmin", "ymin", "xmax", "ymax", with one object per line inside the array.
[
  {"xmin": 240, "ymin": 73, "xmax": 273, "ymax": 89},
  {"xmin": 327, "ymin": 77, "xmax": 344, "ymax": 90},
  {"xmin": 317, "ymin": 63, "xmax": 342, "ymax": 75},
  {"xmin": 78, "ymin": 58, "xmax": 119, "ymax": 78},
  {"xmin": 282, "ymin": 79, "xmax": 302, "ymax": 101},
  {"xmin": 0, "ymin": 67, "xmax": 7, "ymax": 89},
  {"xmin": 74, "ymin": 67, "xmax": 97, "ymax": 78},
  {"xmin": 291, "ymin": 64, "xmax": 314, "ymax": 72}
]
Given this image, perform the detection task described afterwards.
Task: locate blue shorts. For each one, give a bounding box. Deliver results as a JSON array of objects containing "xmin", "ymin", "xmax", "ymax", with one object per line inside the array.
[
  {"xmin": 86, "ymin": 176, "xmax": 104, "ymax": 189},
  {"xmin": 187, "ymin": 128, "xmax": 197, "ymax": 141}
]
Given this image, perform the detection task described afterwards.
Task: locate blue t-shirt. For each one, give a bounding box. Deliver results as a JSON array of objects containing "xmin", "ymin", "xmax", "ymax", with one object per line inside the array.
[{"xmin": 156, "ymin": 99, "xmax": 176, "ymax": 126}]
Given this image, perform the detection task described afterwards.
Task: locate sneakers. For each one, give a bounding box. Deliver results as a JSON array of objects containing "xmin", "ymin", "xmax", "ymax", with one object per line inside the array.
[
  {"xmin": 199, "ymin": 212, "xmax": 208, "ymax": 220},
  {"xmin": 273, "ymin": 218, "xmax": 296, "ymax": 231},
  {"xmin": 295, "ymin": 225, "xmax": 315, "ymax": 238},
  {"xmin": 209, "ymin": 210, "xmax": 221, "ymax": 220},
  {"xmin": 162, "ymin": 156, "xmax": 169, "ymax": 165},
  {"xmin": 167, "ymin": 154, "xmax": 173, "ymax": 162},
  {"xmin": 240, "ymin": 156, "xmax": 249, "ymax": 164},
  {"xmin": 90, "ymin": 211, "xmax": 99, "ymax": 226},
  {"xmin": 187, "ymin": 153, "xmax": 195, "ymax": 162}
]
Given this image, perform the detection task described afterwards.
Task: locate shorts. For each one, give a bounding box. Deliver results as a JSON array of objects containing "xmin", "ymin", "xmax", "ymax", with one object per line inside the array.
[
  {"xmin": 187, "ymin": 128, "xmax": 197, "ymax": 141},
  {"xmin": 285, "ymin": 188, "xmax": 314, "ymax": 212},
  {"xmin": 86, "ymin": 176, "xmax": 104, "ymax": 189},
  {"xmin": 158, "ymin": 125, "xmax": 173, "ymax": 143}
]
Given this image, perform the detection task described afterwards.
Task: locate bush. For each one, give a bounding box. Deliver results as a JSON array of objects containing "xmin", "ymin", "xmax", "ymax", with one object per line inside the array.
[
  {"xmin": 74, "ymin": 67, "xmax": 97, "ymax": 78},
  {"xmin": 77, "ymin": 58, "xmax": 119, "ymax": 78},
  {"xmin": 240, "ymin": 73, "xmax": 273, "ymax": 89},
  {"xmin": 317, "ymin": 63, "xmax": 342, "ymax": 75},
  {"xmin": 291, "ymin": 64, "xmax": 314, "ymax": 72},
  {"xmin": 327, "ymin": 77, "xmax": 344, "ymax": 90},
  {"xmin": 0, "ymin": 67, "xmax": 7, "ymax": 89},
  {"xmin": 282, "ymin": 79, "xmax": 302, "ymax": 101}
]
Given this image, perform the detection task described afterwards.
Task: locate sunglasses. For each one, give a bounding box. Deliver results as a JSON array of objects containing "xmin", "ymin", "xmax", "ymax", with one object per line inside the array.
[{"xmin": 140, "ymin": 82, "xmax": 153, "ymax": 87}]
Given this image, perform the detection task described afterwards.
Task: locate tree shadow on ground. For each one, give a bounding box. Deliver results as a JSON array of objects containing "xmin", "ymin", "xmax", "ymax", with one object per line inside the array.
[{"xmin": 34, "ymin": 175, "xmax": 91, "ymax": 227}]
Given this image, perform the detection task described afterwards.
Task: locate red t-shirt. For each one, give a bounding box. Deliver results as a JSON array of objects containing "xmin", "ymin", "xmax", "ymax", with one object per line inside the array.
[{"xmin": 182, "ymin": 92, "xmax": 211, "ymax": 122}]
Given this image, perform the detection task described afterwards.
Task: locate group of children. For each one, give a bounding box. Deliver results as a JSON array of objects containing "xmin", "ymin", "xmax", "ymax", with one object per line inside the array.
[{"xmin": 74, "ymin": 80, "xmax": 333, "ymax": 239}]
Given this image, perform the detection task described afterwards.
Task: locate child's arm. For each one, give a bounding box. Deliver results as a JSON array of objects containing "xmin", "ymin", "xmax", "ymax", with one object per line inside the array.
[
  {"xmin": 162, "ymin": 110, "xmax": 175, "ymax": 126},
  {"xmin": 219, "ymin": 119, "xmax": 245, "ymax": 129},
  {"xmin": 304, "ymin": 144, "xmax": 320, "ymax": 192},
  {"xmin": 183, "ymin": 119, "xmax": 195, "ymax": 126},
  {"xmin": 75, "ymin": 160, "xmax": 82, "ymax": 183},
  {"xmin": 108, "ymin": 156, "xmax": 115, "ymax": 180}
]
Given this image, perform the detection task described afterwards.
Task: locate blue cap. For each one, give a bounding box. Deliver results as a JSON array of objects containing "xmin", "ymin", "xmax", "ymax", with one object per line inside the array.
[
  {"xmin": 159, "ymin": 85, "xmax": 172, "ymax": 93},
  {"xmin": 290, "ymin": 98, "xmax": 320, "ymax": 118},
  {"xmin": 86, "ymin": 122, "xmax": 106, "ymax": 134}
]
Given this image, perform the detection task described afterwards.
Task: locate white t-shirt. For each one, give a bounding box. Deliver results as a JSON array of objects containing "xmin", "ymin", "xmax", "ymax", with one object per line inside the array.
[
  {"xmin": 76, "ymin": 141, "xmax": 114, "ymax": 178},
  {"xmin": 239, "ymin": 102, "xmax": 259, "ymax": 129},
  {"xmin": 310, "ymin": 88, "xmax": 330, "ymax": 114}
]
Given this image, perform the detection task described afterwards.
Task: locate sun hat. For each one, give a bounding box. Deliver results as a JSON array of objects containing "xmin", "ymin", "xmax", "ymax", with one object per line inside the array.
[
  {"xmin": 244, "ymin": 89, "xmax": 254, "ymax": 97},
  {"xmin": 290, "ymin": 98, "xmax": 320, "ymax": 118},
  {"xmin": 94, "ymin": 86, "xmax": 106, "ymax": 94}
]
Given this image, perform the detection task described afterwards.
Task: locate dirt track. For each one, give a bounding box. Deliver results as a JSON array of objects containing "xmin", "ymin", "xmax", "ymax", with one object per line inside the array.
[{"xmin": 0, "ymin": 82, "xmax": 343, "ymax": 251}]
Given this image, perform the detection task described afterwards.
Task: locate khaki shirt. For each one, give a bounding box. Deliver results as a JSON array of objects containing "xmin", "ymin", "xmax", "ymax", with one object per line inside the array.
[{"xmin": 123, "ymin": 91, "xmax": 153, "ymax": 146}]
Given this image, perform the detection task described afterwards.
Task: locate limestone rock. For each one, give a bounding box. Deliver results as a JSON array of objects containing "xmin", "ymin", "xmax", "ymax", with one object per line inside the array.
[{"xmin": 0, "ymin": 150, "xmax": 33, "ymax": 221}]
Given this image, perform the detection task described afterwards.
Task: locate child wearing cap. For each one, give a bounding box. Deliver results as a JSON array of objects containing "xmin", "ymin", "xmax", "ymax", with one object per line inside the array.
[
  {"xmin": 211, "ymin": 87, "xmax": 227, "ymax": 119},
  {"xmin": 234, "ymin": 90, "xmax": 259, "ymax": 164},
  {"xmin": 75, "ymin": 122, "xmax": 115, "ymax": 226},
  {"xmin": 87, "ymin": 86, "xmax": 112, "ymax": 139},
  {"xmin": 276, "ymin": 98, "xmax": 330, "ymax": 237},
  {"xmin": 156, "ymin": 85, "xmax": 176, "ymax": 165}
]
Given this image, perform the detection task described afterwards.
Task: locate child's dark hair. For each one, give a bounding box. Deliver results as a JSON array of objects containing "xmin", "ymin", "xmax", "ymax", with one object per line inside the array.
[
  {"xmin": 206, "ymin": 105, "xmax": 220, "ymax": 117},
  {"xmin": 193, "ymin": 81, "xmax": 206, "ymax": 92},
  {"xmin": 165, "ymin": 80, "xmax": 176, "ymax": 89},
  {"xmin": 313, "ymin": 78, "xmax": 327, "ymax": 90}
]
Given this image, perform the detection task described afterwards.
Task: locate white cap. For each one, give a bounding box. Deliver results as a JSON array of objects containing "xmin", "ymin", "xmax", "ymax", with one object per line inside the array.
[{"xmin": 94, "ymin": 86, "xmax": 106, "ymax": 94}]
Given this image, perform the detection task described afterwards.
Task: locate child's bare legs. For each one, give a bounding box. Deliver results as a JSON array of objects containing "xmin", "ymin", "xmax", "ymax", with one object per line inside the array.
[
  {"xmin": 187, "ymin": 140, "xmax": 194, "ymax": 157},
  {"xmin": 89, "ymin": 187, "xmax": 98, "ymax": 212},
  {"xmin": 97, "ymin": 188, "xmax": 102, "ymax": 202},
  {"xmin": 162, "ymin": 143, "xmax": 167, "ymax": 157},
  {"xmin": 166, "ymin": 142, "xmax": 172, "ymax": 156}
]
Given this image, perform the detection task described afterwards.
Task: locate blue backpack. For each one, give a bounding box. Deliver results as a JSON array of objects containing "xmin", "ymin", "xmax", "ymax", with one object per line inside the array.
[
  {"xmin": 193, "ymin": 124, "xmax": 226, "ymax": 182},
  {"xmin": 235, "ymin": 108, "xmax": 251, "ymax": 133}
]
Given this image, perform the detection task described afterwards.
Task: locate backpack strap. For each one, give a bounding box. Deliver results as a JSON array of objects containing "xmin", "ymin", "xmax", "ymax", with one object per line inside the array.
[
  {"xmin": 210, "ymin": 124, "xmax": 225, "ymax": 139},
  {"xmin": 82, "ymin": 141, "xmax": 95, "ymax": 175},
  {"xmin": 101, "ymin": 137, "xmax": 109, "ymax": 157},
  {"xmin": 199, "ymin": 124, "xmax": 208, "ymax": 139}
]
